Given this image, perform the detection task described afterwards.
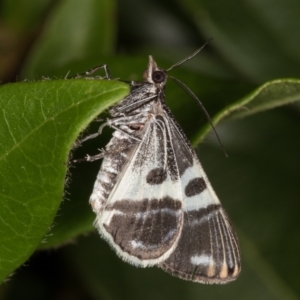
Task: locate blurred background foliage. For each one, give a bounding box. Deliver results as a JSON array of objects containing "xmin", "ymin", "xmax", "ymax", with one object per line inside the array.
[{"xmin": 0, "ymin": 0, "xmax": 300, "ymax": 299}]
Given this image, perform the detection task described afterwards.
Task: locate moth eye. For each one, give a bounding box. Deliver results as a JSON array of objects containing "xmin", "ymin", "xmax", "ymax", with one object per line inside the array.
[{"xmin": 152, "ymin": 71, "xmax": 166, "ymax": 83}]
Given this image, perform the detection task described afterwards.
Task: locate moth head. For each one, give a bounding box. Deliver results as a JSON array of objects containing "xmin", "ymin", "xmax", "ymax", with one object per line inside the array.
[{"xmin": 143, "ymin": 55, "xmax": 167, "ymax": 86}]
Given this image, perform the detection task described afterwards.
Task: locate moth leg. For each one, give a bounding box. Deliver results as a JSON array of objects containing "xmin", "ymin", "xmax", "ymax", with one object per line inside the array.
[
  {"xmin": 77, "ymin": 114, "xmax": 143, "ymax": 145},
  {"xmin": 73, "ymin": 149, "xmax": 106, "ymax": 163},
  {"xmin": 73, "ymin": 122, "xmax": 108, "ymax": 163},
  {"xmin": 77, "ymin": 122, "xmax": 108, "ymax": 145},
  {"xmin": 87, "ymin": 65, "xmax": 111, "ymax": 78},
  {"xmin": 75, "ymin": 114, "xmax": 143, "ymax": 162},
  {"xmin": 72, "ymin": 64, "xmax": 111, "ymax": 79},
  {"xmin": 109, "ymin": 124, "xmax": 142, "ymax": 142},
  {"xmin": 106, "ymin": 113, "xmax": 147, "ymax": 142}
]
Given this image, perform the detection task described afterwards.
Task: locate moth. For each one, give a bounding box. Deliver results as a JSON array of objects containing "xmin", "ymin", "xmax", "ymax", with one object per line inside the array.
[{"xmin": 79, "ymin": 46, "xmax": 241, "ymax": 283}]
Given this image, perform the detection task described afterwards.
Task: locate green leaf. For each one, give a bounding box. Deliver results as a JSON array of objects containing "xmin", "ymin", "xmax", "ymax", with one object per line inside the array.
[
  {"xmin": 192, "ymin": 78, "xmax": 300, "ymax": 145},
  {"xmin": 0, "ymin": 78, "xmax": 129, "ymax": 283}
]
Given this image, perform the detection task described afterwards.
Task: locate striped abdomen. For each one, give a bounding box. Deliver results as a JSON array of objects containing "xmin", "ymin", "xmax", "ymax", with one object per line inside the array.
[{"xmin": 89, "ymin": 130, "xmax": 137, "ymax": 214}]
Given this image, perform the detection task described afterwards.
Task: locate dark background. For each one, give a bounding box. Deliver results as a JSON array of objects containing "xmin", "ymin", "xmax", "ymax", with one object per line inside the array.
[{"xmin": 0, "ymin": 0, "xmax": 300, "ymax": 299}]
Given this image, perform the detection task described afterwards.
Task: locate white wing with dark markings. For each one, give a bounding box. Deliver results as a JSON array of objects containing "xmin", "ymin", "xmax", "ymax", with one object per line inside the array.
[{"xmin": 86, "ymin": 52, "xmax": 241, "ymax": 284}]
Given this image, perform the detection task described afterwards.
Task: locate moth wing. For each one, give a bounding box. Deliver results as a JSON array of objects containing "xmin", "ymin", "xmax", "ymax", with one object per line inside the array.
[
  {"xmin": 95, "ymin": 117, "xmax": 184, "ymax": 267},
  {"xmin": 159, "ymin": 117, "xmax": 241, "ymax": 283}
]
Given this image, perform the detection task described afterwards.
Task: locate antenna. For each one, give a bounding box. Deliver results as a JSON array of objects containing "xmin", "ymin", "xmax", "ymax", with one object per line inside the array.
[
  {"xmin": 169, "ymin": 76, "xmax": 227, "ymax": 157},
  {"xmin": 166, "ymin": 39, "xmax": 228, "ymax": 157},
  {"xmin": 166, "ymin": 39, "xmax": 212, "ymax": 72}
]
